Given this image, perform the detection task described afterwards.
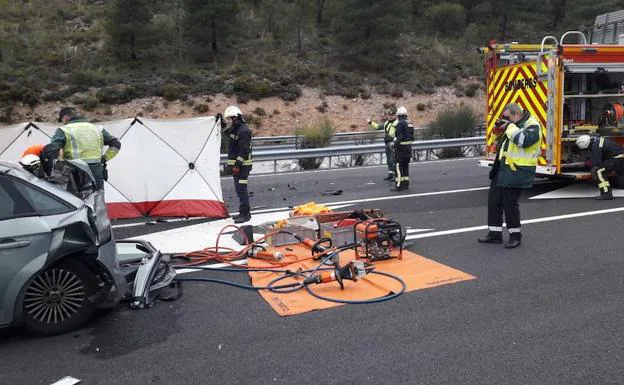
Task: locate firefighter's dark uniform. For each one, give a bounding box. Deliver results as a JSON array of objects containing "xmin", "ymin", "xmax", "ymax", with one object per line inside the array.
[
  {"xmin": 49, "ymin": 117, "xmax": 121, "ymax": 190},
  {"xmin": 369, "ymin": 119, "xmax": 397, "ymax": 179},
  {"xmin": 226, "ymin": 119, "xmax": 253, "ymax": 218},
  {"xmin": 393, "ymin": 117, "xmax": 414, "ymax": 191},
  {"xmin": 479, "ymin": 111, "xmax": 542, "ymax": 248},
  {"xmin": 589, "ymin": 136, "xmax": 624, "ymax": 199}
]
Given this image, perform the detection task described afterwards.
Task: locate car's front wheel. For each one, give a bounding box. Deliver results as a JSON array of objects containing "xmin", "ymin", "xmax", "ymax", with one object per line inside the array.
[{"xmin": 22, "ymin": 259, "xmax": 97, "ymax": 336}]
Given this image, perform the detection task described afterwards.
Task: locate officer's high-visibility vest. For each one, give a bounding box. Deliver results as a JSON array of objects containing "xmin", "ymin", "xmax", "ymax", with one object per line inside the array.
[
  {"xmin": 59, "ymin": 122, "xmax": 103, "ymax": 162},
  {"xmin": 498, "ymin": 116, "xmax": 541, "ymax": 169}
]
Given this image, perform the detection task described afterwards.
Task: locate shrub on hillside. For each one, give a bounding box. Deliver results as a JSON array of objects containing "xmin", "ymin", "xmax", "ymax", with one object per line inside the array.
[
  {"xmin": 163, "ymin": 84, "xmax": 183, "ymax": 101},
  {"xmin": 464, "ymin": 83, "xmax": 480, "ymax": 97},
  {"xmin": 425, "ymin": 3, "xmax": 467, "ymax": 38},
  {"xmin": 429, "ymin": 105, "xmax": 477, "ymax": 158},
  {"xmin": 96, "ymin": 86, "xmax": 138, "ymax": 104},
  {"xmin": 295, "ymin": 119, "xmax": 335, "ymax": 170}
]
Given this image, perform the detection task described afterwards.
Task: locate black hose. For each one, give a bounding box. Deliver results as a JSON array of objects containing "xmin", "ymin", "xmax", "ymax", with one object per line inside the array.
[
  {"xmin": 174, "ymin": 277, "xmax": 302, "ymax": 291},
  {"xmin": 304, "ymin": 271, "xmax": 406, "ymax": 304}
]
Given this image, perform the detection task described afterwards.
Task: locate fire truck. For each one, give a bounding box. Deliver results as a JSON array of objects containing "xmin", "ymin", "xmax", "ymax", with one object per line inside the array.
[{"xmin": 479, "ymin": 13, "xmax": 624, "ymax": 185}]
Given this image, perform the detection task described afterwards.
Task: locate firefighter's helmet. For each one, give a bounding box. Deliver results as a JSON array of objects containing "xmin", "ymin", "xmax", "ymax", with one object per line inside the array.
[
  {"xmin": 396, "ymin": 106, "xmax": 408, "ymax": 116},
  {"xmin": 575, "ymin": 135, "xmax": 591, "ymax": 150},
  {"xmin": 224, "ymin": 106, "xmax": 242, "ymax": 119}
]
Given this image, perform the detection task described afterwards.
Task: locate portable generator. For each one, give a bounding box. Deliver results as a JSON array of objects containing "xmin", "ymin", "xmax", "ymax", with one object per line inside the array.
[{"xmin": 354, "ymin": 219, "xmax": 404, "ymax": 261}]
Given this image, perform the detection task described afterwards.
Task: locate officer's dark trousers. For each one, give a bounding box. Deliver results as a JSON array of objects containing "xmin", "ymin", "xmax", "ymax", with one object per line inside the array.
[
  {"xmin": 88, "ymin": 162, "xmax": 105, "ymax": 190},
  {"xmin": 384, "ymin": 142, "xmax": 396, "ymax": 175},
  {"xmin": 487, "ymin": 178, "xmax": 522, "ymax": 233},
  {"xmin": 233, "ymin": 165, "xmax": 251, "ymax": 211}
]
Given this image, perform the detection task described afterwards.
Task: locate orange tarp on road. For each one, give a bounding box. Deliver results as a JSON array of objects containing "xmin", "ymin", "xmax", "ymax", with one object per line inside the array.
[{"xmin": 248, "ymin": 244, "xmax": 476, "ymax": 316}]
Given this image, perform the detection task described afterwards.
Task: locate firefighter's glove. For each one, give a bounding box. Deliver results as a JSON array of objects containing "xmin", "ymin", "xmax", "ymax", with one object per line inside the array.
[{"xmin": 232, "ymin": 166, "xmax": 241, "ymax": 175}]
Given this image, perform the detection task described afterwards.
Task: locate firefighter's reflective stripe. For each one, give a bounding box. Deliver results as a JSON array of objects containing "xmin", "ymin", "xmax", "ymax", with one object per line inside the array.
[
  {"xmin": 399, "ymin": 141, "xmax": 413, "ymax": 145},
  {"xmin": 60, "ymin": 122, "xmax": 103, "ymax": 161},
  {"xmin": 228, "ymin": 158, "xmax": 252, "ymax": 166},
  {"xmin": 599, "ymin": 137, "xmax": 605, "ymax": 148},
  {"xmin": 236, "ymin": 156, "xmax": 245, "ymax": 162},
  {"xmin": 508, "ymin": 228, "xmax": 521, "ymax": 233},
  {"xmin": 395, "ymin": 164, "xmax": 401, "ymax": 186},
  {"xmin": 238, "ymin": 179, "xmax": 248, "ymax": 184},
  {"xmin": 489, "ymin": 226, "xmax": 503, "ymax": 232},
  {"xmin": 597, "ymin": 168, "xmax": 610, "ymax": 192}
]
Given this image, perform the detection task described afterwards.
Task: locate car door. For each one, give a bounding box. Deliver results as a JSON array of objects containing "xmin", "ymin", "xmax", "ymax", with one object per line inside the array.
[{"xmin": 0, "ymin": 174, "xmax": 73, "ymax": 327}]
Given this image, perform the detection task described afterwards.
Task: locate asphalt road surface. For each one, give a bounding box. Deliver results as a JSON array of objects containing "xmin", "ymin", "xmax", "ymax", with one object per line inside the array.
[{"xmin": 3, "ymin": 158, "xmax": 624, "ymax": 385}]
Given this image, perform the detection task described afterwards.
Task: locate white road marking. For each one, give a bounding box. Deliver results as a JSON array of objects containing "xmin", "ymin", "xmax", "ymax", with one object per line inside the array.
[
  {"xmin": 406, "ymin": 206, "xmax": 624, "ymax": 240},
  {"xmin": 114, "ymin": 185, "xmax": 489, "ymax": 230},
  {"xmin": 220, "ymin": 158, "xmax": 479, "ymax": 179},
  {"xmin": 50, "ymin": 377, "xmax": 81, "ymax": 385},
  {"xmin": 530, "ymin": 183, "xmax": 624, "ymax": 200},
  {"xmin": 405, "ymin": 228, "xmax": 434, "ymax": 234}
]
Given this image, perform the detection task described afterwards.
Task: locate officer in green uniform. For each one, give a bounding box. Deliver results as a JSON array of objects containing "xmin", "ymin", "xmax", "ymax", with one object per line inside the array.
[
  {"xmin": 48, "ymin": 107, "xmax": 121, "ymax": 190},
  {"xmin": 367, "ymin": 106, "xmax": 398, "ymax": 181},
  {"xmin": 478, "ymin": 103, "xmax": 542, "ymax": 249}
]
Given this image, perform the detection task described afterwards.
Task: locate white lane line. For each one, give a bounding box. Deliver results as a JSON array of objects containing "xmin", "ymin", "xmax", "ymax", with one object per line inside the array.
[
  {"xmin": 530, "ymin": 183, "xmax": 624, "ymax": 200},
  {"xmin": 220, "ymin": 158, "xmax": 478, "ymax": 179},
  {"xmin": 112, "ymin": 186, "xmax": 488, "ymax": 230},
  {"xmin": 328, "ymin": 186, "xmax": 489, "ymax": 206},
  {"xmin": 50, "ymin": 377, "xmax": 81, "ymax": 385},
  {"xmin": 406, "ymin": 228, "xmax": 434, "ymax": 234},
  {"xmin": 406, "ymin": 206, "xmax": 624, "ymax": 240}
]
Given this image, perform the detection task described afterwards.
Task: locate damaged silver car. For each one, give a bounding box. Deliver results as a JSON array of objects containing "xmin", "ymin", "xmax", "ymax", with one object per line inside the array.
[{"xmin": 0, "ymin": 160, "xmax": 179, "ymax": 336}]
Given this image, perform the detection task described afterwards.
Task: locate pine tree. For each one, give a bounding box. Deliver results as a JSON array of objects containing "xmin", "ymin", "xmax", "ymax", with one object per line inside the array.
[
  {"xmin": 106, "ymin": 0, "xmax": 152, "ymax": 61},
  {"xmin": 184, "ymin": 0, "xmax": 239, "ymax": 57}
]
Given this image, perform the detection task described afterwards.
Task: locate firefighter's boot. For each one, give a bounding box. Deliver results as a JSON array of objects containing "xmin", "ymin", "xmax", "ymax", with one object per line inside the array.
[
  {"xmin": 504, "ymin": 233, "xmax": 522, "ymax": 249},
  {"xmin": 384, "ymin": 173, "xmax": 395, "ymax": 181},
  {"xmin": 594, "ymin": 189, "xmax": 614, "ymax": 200},
  {"xmin": 477, "ymin": 231, "xmax": 503, "ymax": 244},
  {"xmin": 391, "ymin": 182, "xmax": 407, "ymax": 192},
  {"xmin": 234, "ymin": 205, "xmax": 251, "ymax": 223}
]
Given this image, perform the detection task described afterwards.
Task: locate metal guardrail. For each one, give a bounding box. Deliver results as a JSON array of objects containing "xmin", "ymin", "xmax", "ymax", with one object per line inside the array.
[
  {"xmin": 251, "ymin": 125, "xmax": 486, "ymax": 147},
  {"xmin": 221, "ymin": 136, "xmax": 485, "ymax": 172}
]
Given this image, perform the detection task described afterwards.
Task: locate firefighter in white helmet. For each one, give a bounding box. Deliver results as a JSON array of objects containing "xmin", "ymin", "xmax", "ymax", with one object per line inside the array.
[
  {"xmin": 575, "ymin": 134, "xmax": 624, "ymax": 200},
  {"xmin": 391, "ymin": 106, "xmax": 414, "ymax": 192},
  {"xmin": 19, "ymin": 154, "xmax": 45, "ymax": 178},
  {"xmin": 222, "ymin": 106, "xmax": 253, "ymax": 223}
]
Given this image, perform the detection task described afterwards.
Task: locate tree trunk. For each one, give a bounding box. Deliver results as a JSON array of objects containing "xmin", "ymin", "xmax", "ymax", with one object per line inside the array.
[
  {"xmin": 297, "ymin": 24, "xmax": 302, "ymax": 57},
  {"xmin": 130, "ymin": 33, "xmax": 137, "ymax": 61},
  {"xmin": 499, "ymin": 13, "xmax": 508, "ymax": 41},
  {"xmin": 316, "ymin": 0, "xmax": 326, "ymax": 27},
  {"xmin": 211, "ymin": 20, "xmax": 218, "ymax": 53},
  {"xmin": 552, "ymin": 0, "xmax": 567, "ymax": 28}
]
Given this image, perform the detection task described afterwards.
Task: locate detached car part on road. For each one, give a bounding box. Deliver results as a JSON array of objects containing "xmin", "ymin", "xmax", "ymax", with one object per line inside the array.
[{"xmin": 0, "ymin": 160, "xmax": 179, "ymax": 336}]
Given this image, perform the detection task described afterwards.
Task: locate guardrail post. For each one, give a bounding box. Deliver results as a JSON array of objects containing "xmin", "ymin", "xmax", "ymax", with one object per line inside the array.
[
  {"xmin": 274, "ymin": 159, "xmax": 277, "ymax": 173},
  {"xmin": 328, "ymin": 156, "xmax": 332, "ymax": 168}
]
